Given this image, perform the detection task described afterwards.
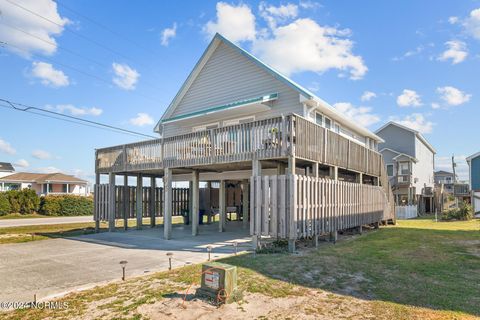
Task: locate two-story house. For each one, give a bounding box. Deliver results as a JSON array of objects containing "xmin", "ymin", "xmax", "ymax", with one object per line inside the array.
[
  {"xmin": 94, "ymin": 33, "xmax": 394, "ymax": 249},
  {"xmin": 467, "ymin": 152, "xmax": 480, "ymax": 213},
  {"xmin": 375, "ymin": 122, "xmax": 436, "ymax": 214}
]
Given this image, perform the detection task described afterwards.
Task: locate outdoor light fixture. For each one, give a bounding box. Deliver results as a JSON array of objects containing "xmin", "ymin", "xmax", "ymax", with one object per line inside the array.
[
  {"xmin": 166, "ymin": 252, "xmax": 173, "ymax": 270},
  {"xmin": 233, "ymin": 241, "xmax": 238, "ymax": 255},
  {"xmin": 120, "ymin": 260, "xmax": 128, "ymax": 281},
  {"xmin": 207, "ymin": 245, "xmax": 213, "ymax": 261}
]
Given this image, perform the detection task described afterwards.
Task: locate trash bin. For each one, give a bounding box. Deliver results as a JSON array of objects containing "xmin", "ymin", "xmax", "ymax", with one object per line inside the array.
[{"xmin": 182, "ymin": 209, "xmax": 190, "ymax": 225}]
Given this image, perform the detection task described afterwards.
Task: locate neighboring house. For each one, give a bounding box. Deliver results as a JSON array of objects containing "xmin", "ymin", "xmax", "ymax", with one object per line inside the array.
[
  {"xmin": 434, "ymin": 170, "xmax": 470, "ymax": 211},
  {"xmin": 0, "ymin": 172, "xmax": 88, "ymax": 196},
  {"xmin": 0, "ymin": 162, "xmax": 15, "ymax": 179},
  {"xmin": 467, "ymin": 152, "xmax": 480, "ymax": 212},
  {"xmin": 94, "ymin": 33, "xmax": 395, "ymax": 247},
  {"xmin": 375, "ymin": 122, "xmax": 436, "ymax": 214}
]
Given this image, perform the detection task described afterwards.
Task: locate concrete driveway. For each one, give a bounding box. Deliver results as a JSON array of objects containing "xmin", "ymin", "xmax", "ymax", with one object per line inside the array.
[
  {"xmin": 0, "ymin": 216, "xmax": 93, "ymax": 228},
  {"xmin": 0, "ymin": 222, "xmax": 251, "ymax": 303}
]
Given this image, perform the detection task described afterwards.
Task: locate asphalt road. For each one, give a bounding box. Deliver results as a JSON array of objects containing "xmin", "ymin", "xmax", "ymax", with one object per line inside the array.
[{"xmin": 0, "ymin": 216, "xmax": 93, "ymax": 228}]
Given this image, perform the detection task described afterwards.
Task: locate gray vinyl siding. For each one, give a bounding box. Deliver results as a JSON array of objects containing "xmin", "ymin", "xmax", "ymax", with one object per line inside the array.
[
  {"xmin": 376, "ymin": 125, "xmax": 416, "ymax": 157},
  {"xmin": 162, "ymin": 41, "xmax": 303, "ymax": 138}
]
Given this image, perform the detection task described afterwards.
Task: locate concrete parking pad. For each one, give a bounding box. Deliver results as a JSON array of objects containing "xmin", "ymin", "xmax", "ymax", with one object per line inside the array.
[{"xmin": 0, "ymin": 222, "xmax": 251, "ymax": 303}]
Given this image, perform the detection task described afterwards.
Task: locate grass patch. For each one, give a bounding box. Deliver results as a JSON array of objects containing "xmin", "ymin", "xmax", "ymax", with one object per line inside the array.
[{"xmin": 2, "ymin": 217, "xmax": 479, "ymax": 319}]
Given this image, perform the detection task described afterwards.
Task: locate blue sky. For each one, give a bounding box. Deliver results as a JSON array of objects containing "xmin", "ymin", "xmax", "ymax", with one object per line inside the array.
[{"xmin": 0, "ymin": 0, "xmax": 479, "ymax": 182}]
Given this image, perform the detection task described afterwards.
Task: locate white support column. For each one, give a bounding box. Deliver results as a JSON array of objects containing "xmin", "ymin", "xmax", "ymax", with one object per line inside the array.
[
  {"xmin": 219, "ymin": 180, "xmax": 226, "ymax": 232},
  {"xmin": 136, "ymin": 174, "xmax": 143, "ymax": 230},
  {"xmin": 242, "ymin": 179, "xmax": 249, "ymax": 229},
  {"xmin": 312, "ymin": 162, "xmax": 319, "ymax": 178},
  {"xmin": 251, "ymin": 159, "xmax": 262, "ymax": 247},
  {"xmin": 359, "ymin": 173, "xmax": 363, "ymax": 184},
  {"xmin": 191, "ymin": 170, "xmax": 199, "ymax": 236},
  {"xmin": 150, "ymin": 177, "xmax": 156, "ymax": 227},
  {"xmin": 287, "ymin": 156, "xmax": 295, "ymax": 175},
  {"xmin": 123, "ymin": 175, "xmax": 129, "ymax": 230},
  {"xmin": 206, "ymin": 181, "xmax": 212, "ymax": 224},
  {"xmin": 66, "ymin": 183, "xmax": 69, "ymax": 194},
  {"xmin": 108, "ymin": 173, "xmax": 116, "ymax": 232},
  {"xmin": 94, "ymin": 173, "xmax": 100, "ymax": 232},
  {"xmin": 330, "ymin": 166, "xmax": 338, "ymax": 181},
  {"xmin": 163, "ymin": 168, "xmax": 173, "ymax": 240}
]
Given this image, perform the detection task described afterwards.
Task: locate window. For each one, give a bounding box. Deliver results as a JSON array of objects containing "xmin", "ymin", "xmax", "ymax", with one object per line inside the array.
[
  {"xmin": 399, "ymin": 162, "xmax": 409, "ymax": 175},
  {"xmin": 387, "ymin": 164, "xmax": 394, "ymax": 177},
  {"xmin": 324, "ymin": 117, "xmax": 331, "ymax": 129},
  {"xmin": 223, "ymin": 116, "xmax": 255, "ymax": 126},
  {"xmin": 62, "ymin": 184, "xmax": 68, "ymax": 193},
  {"xmin": 315, "ymin": 112, "xmax": 323, "ymax": 126},
  {"xmin": 333, "ymin": 123, "xmax": 340, "ymax": 133},
  {"xmin": 192, "ymin": 122, "xmax": 219, "ymax": 132}
]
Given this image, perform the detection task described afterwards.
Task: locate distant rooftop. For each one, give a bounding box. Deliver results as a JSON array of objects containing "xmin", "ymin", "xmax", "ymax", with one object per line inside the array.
[
  {"xmin": 0, "ymin": 162, "xmax": 15, "ymax": 172},
  {"xmin": 0, "ymin": 172, "xmax": 86, "ymax": 184}
]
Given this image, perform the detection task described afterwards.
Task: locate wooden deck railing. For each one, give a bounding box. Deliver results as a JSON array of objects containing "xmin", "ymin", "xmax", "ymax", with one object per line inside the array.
[{"xmin": 96, "ymin": 114, "xmax": 383, "ymax": 178}]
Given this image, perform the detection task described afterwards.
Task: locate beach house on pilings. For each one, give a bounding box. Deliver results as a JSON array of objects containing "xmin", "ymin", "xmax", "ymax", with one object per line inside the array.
[{"xmin": 94, "ymin": 33, "xmax": 395, "ymax": 251}]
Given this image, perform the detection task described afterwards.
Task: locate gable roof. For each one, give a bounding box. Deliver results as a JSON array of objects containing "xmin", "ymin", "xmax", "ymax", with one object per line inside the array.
[
  {"xmin": 379, "ymin": 147, "xmax": 419, "ymax": 162},
  {"xmin": 466, "ymin": 151, "xmax": 480, "ymax": 163},
  {"xmin": 375, "ymin": 121, "xmax": 436, "ymax": 154},
  {"xmin": 0, "ymin": 162, "xmax": 14, "ymax": 172},
  {"xmin": 0, "ymin": 172, "xmax": 87, "ymax": 184},
  {"xmin": 155, "ymin": 33, "xmax": 383, "ymax": 142},
  {"xmin": 434, "ymin": 170, "xmax": 454, "ymax": 176}
]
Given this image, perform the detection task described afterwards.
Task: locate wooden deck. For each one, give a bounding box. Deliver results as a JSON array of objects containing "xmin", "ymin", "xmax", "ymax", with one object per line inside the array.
[{"xmin": 96, "ymin": 114, "xmax": 383, "ymax": 177}]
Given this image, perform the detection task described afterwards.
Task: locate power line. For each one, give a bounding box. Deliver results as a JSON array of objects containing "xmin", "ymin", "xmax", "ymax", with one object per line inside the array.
[
  {"xmin": 0, "ymin": 98, "xmax": 157, "ymax": 139},
  {"xmin": 54, "ymin": 0, "xmax": 161, "ymax": 58},
  {"xmin": 0, "ymin": 41, "xmax": 162, "ymax": 103},
  {"xmin": 5, "ymin": 0, "xmax": 136, "ymax": 63},
  {"xmin": 0, "ymin": 21, "xmax": 168, "ymax": 93}
]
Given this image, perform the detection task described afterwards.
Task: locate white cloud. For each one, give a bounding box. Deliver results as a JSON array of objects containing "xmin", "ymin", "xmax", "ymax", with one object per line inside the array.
[
  {"xmin": 252, "ymin": 18, "xmax": 367, "ymax": 79},
  {"xmin": 437, "ymin": 40, "xmax": 468, "ymax": 64},
  {"xmin": 360, "ymin": 91, "xmax": 376, "ymax": 102},
  {"xmin": 129, "ymin": 113, "xmax": 154, "ymax": 126},
  {"xmin": 0, "ymin": 138, "xmax": 16, "ymax": 155},
  {"xmin": 32, "ymin": 149, "xmax": 52, "ymax": 160},
  {"xmin": 333, "ymin": 102, "xmax": 380, "ymax": 128},
  {"xmin": 436, "ymin": 86, "xmax": 471, "ymax": 106},
  {"xmin": 31, "ymin": 61, "xmax": 69, "ymax": 87},
  {"xmin": 435, "ymin": 155, "xmax": 469, "ymax": 181},
  {"xmin": 299, "ymin": 1, "xmax": 321, "ymax": 9},
  {"xmin": 112, "ymin": 62, "xmax": 140, "ymax": 90},
  {"xmin": 0, "ymin": 0, "xmax": 68, "ymax": 57},
  {"xmin": 48, "ymin": 104, "xmax": 103, "ymax": 116},
  {"xmin": 389, "ymin": 113, "xmax": 434, "ymax": 134},
  {"xmin": 161, "ymin": 23, "xmax": 177, "ymax": 46},
  {"xmin": 259, "ymin": 2, "xmax": 298, "ymax": 29},
  {"xmin": 448, "ymin": 16, "xmax": 459, "ymax": 24},
  {"xmin": 431, "ymin": 102, "xmax": 440, "ymax": 109},
  {"xmin": 14, "ymin": 159, "xmax": 29, "ymax": 168},
  {"xmin": 464, "ymin": 8, "xmax": 480, "ymax": 40},
  {"xmin": 34, "ymin": 166, "xmax": 61, "ymax": 174},
  {"xmin": 396, "ymin": 89, "xmax": 422, "ymax": 107},
  {"xmin": 203, "ymin": 2, "xmax": 256, "ymax": 42}
]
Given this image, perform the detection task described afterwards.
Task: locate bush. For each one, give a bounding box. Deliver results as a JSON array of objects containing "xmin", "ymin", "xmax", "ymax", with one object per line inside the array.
[
  {"xmin": 441, "ymin": 202, "xmax": 473, "ymax": 221},
  {"xmin": 40, "ymin": 195, "xmax": 93, "ymax": 216},
  {"xmin": 0, "ymin": 193, "xmax": 11, "ymax": 216},
  {"xmin": 4, "ymin": 189, "xmax": 40, "ymax": 214}
]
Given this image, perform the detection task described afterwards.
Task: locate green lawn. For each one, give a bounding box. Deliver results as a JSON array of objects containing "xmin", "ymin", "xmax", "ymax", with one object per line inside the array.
[{"xmin": 3, "ymin": 217, "xmax": 479, "ymax": 319}]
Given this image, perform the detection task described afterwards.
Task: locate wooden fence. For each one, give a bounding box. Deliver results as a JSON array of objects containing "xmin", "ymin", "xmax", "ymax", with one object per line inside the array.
[
  {"xmin": 250, "ymin": 174, "xmax": 391, "ymax": 239},
  {"xmin": 94, "ymin": 185, "xmax": 189, "ymax": 221}
]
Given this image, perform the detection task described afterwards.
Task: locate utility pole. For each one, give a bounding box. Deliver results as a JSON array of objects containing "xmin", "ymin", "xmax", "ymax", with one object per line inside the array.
[{"xmin": 452, "ymin": 155, "xmax": 457, "ymax": 183}]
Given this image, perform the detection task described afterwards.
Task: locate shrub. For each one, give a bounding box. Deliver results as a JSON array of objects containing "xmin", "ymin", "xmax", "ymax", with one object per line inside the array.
[
  {"xmin": 441, "ymin": 202, "xmax": 473, "ymax": 221},
  {"xmin": 0, "ymin": 193, "xmax": 11, "ymax": 216},
  {"xmin": 40, "ymin": 195, "xmax": 93, "ymax": 216},
  {"xmin": 5, "ymin": 189, "xmax": 40, "ymax": 214}
]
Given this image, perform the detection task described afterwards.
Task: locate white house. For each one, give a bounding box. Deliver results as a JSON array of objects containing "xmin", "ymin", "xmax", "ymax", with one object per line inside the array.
[{"xmin": 0, "ymin": 172, "xmax": 88, "ymax": 196}]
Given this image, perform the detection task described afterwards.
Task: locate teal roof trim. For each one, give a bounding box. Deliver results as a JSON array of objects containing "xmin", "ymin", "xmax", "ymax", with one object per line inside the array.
[{"xmin": 161, "ymin": 93, "xmax": 278, "ymax": 124}]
